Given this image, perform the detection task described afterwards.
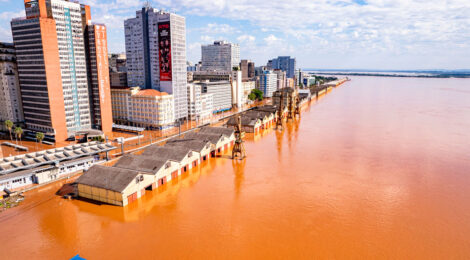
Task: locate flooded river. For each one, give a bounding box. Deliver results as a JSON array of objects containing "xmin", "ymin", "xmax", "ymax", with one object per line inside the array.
[{"xmin": 1, "ymin": 76, "xmax": 470, "ymax": 259}]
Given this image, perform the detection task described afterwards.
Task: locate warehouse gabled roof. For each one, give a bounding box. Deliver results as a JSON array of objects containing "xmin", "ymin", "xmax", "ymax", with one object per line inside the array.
[
  {"xmin": 227, "ymin": 116, "xmax": 260, "ymax": 127},
  {"xmin": 142, "ymin": 145, "xmax": 192, "ymax": 162},
  {"xmin": 165, "ymin": 138, "xmax": 212, "ymax": 153},
  {"xmin": 199, "ymin": 126, "xmax": 234, "ymax": 137},
  {"xmin": 183, "ymin": 132, "xmax": 225, "ymax": 146},
  {"xmin": 113, "ymin": 154, "xmax": 169, "ymax": 175},
  {"xmin": 76, "ymin": 165, "xmax": 139, "ymax": 193}
]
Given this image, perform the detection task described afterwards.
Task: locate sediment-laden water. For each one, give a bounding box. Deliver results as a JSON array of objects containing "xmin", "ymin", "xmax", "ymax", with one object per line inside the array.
[{"xmin": 0, "ymin": 76, "xmax": 469, "ymax": 259}]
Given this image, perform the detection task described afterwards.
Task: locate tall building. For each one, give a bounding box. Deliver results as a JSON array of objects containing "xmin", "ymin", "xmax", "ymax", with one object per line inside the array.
[
  {"xmin": 125, "ymin": 6, "xmax": 188, "ymax": 120},
  {"xmin": 273, "ymin": 69, "xmax": 287, "ymax": 90},
  {"xmin": 84, "ymin": 23, "xmax": 113, "ymax": 134},
  {"xmin": 201, "ymin": 41, "xmax": 240, "ymax": 72},
  {"xmin": 0, "ymin": 42, "xmax": 24, "ymax": 125},
  {"xmin": 240, "ymin": 59, "xmax": 255, "ymax": 81},
  {"xmin": 11, "ymin": 0, "xmax": 112, "ymax": 141},
  {"xmin": 197, "ymin": 81, "xmax": 232, "ymax": 112},
  {"xmin": 270, "ymin": 56, "xmax": 296, "ymax": 78},
  {"xmin": 258, "ymin": 70, "xmax": 277, "ymax": 98}
]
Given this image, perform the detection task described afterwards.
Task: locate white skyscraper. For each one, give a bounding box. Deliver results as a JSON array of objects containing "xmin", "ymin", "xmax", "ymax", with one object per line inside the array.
[
  {"xmin": 201, "ymin": 41, "xmax": 240, "ymax": 72},
  {"xmin": 125, "ymin": 7, "xmax": 188, "ymax": 120}
]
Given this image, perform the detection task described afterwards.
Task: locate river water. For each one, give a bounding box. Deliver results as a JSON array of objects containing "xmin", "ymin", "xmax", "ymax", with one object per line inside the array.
[{"xmin": 1, "ymin": 76, "xmax": 469, "ymax": 259}]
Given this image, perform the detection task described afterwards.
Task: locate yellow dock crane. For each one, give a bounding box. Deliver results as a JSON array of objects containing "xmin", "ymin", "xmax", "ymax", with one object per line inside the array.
[{"xmin": 232, "ymin": 115, "xmax": 246, "ymax": 160}]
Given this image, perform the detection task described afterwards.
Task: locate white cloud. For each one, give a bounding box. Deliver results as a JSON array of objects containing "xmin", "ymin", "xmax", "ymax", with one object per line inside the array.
[{"xmin": 237, "ymin": 34, "xmax": 255, "ymax": 42}]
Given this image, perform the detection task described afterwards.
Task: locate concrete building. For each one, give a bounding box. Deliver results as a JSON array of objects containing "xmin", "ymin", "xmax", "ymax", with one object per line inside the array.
[
  {"xmin": 0, "ymin": 43, "xmax": 23, "ymax": 125},
  {"xmin": 240, "ymin": 59, "xmax": 255, "ymax": 81},
  {"xmin": 75, "ymin": 126, "xmax": 235, "ymax": 206},
  {"xmin": 111, "ymin": 87, "xmax": 174, "ymax": 129},
  {"xmin": 231, "ymin": 71, "xmax": 243, "ymax": 108},
  {"xmin": 110, "ymin": 72, "xmax": 128, "ymax": 87},
  {"xmin": 192, "ymin": 71, "xmax": 231, "ymax": 82},
  {"xmin": 295, "ymin": 69, "xmax": 303, "ymax": 86},
  {"xmin": 187, "ymin": 83, "xmax": 213, "ymax": 122},
  {"xmin": 270, "ymin": 56, "xmax": 296, "ymax": 78},
  {"xmin": 201, "ymin": 41, "xmax": 240, "ymax": 72},
  {"xmin": 0, "ymin": 142, "xmax": 115, "ymax": 193},
  {"xmin": 10, "ymin": 0, "xmax": 112, "ymax": 141},
  {"xmin": 108, "ymin": 53, "xmax": 127, "ymax": 72},
  {"xmin": 242, "ymin": 80, "xmax": 256, "ymax": 105},
  {"xmin": 273, "ymin": 69, "xmax": 287, "ymax": 90},
  {"xmin": 125, "ymin": 6, "xmax": 188, "ymax": 120},
  {"xmin": 258, "ymin": 70, "xmax": 278, "ymax": 98},
  {"xmin": 303, "ymin": 76, "xmax": 316, "ymax": 87},
  {"xmin": 84, "ymin": 23, "xmax": 113, "ymax": 134},
  {"xmin": 197, "ymin": 81, "xmax": 232, "ymax": 113}
]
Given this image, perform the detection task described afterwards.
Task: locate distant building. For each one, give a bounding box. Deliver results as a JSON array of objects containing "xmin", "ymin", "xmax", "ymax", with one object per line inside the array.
[
  {"xmin": 11, "ymin": 0, "xmax": 112, "ymax": 141},
  {"xmin": 201, "ymin": 41, "xmax": 240, "ymax": 72},
  {"xmin": 197, "ymin": 81, "xmax": 232, "ymax": 112},
  {"xmin": 295, "ymin": 69, "xmax": 303, "ymax": 86},
  {"xmin": 110, "ymin": 72, "xmax": 128, "ymax": 87},
  {"xmin": 192, "ymin": 71, "xmax": 231, "ymax": 82},
  {"xmin": 240, "ymin": 59, "xmax": 255, "ymax": 81},
  {"xmin": 303, "ymin": 76, "xmax": 316, "ymax": 87},
  {"xmin": 0, "ymin": 42, "xmax": 23, "ymax": 125},
  {"xmin": 108, "ymin": 53, "xmax": 127, "ymax": 72},
  {"xmin": 111, "ymin": 87, "xmax": 174, "ymax": 129},
  {"xmin": 270, "ymin": 56, "xmax": 296, "ymax": 78},
  {"xmin": 273, "ymin": 69, "xmax": 287, "ymax": 90},
  {"xmin": 242, "ymin": 80, "xmax": 256, "ymax": 104},
  {"xmin": 125, "ymin": 6, "xmax": 188, "ymax": 120},
  {"xmin": 258, "ymin": 71, "xmax": 278, "ymax": 98},
  {"xmin": 187, "ymin": 83, "xmax": 213, "ymax": 122},
  {"xmin": 187, "ymin": 61, "xmax": 201, "ymax": 72}
]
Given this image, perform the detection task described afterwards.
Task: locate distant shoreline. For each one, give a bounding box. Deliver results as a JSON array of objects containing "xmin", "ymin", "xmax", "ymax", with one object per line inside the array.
[{"xmin": 305, "ymin": 71, "xmax": 470, "ymax": 79}]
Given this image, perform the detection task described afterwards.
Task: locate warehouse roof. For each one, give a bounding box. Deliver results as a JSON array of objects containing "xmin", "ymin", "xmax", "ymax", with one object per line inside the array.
[
  {"xmin": 142, "ymin": 145, "xmax": 192, "ymax": 162},
  {"xmin": 0, "ymin": 142, "xmax": 116, "ymax": 175},
  {"xmin": 165, "ymin": 138, "xmax": 212, "ymax": 153},
  {"xmin": 227, "ymin": 116, "xmax": 260, "ymax": 127},
  {"xmin": 76, "ymin": 165, "xmax": 139, "ymax": 193},
  {"xmin": 199, "ymin": 126, "xmax": 234, "ymax": 137},
  {"xmin": 183, "ymin": 132, "xmax": 225, "ymax": 146},
  {"xmin": 113, "ymin": 154, "xmax": 169, "ymax": 174}
]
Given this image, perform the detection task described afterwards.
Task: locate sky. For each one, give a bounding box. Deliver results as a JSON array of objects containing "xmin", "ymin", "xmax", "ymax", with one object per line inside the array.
[{"xmin": 0, "ymin": 0, "xmax": 469, "ymax": 70}]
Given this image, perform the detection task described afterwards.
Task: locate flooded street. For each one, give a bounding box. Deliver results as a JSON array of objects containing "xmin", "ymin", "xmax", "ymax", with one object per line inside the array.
[{"xmin": 1, "ymin": 76, "xmax": 470, "ymax": 259}]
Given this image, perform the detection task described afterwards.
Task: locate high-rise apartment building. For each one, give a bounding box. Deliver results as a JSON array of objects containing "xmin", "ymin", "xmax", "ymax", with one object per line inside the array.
[
  {"xmin": 11, "ymin": 0, "xmax": 112, "ymax": 141},
  {"xmin": 240, "ymin": 59, "xmax": 255, "ymax": 81},
  {"xmin": 273, "ymin": 69, "xmax": 287, "ymax": 90},
  {"xmin": 0, "ymin": 43, "xmax": 24, "ymax": 125},
  {"xmin": 258, "ymin": 71, "xmax": 277, "ymax": 98},
  {"xmin": 124, "ymin": 6, "xmax": 188, "ymax": 120},
  {"xmin": 270, "ymin": 56, "xmax": 296, "ymax": 78},
  {"xmin": 201, "ymin": 41, "xmax": 240, "ymax": 72}
]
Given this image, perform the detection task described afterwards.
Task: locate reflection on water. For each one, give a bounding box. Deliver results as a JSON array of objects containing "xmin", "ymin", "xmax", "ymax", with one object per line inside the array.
[{"xmin": 0, "ymin": 76, "xmax": 470, "ymax": 259}]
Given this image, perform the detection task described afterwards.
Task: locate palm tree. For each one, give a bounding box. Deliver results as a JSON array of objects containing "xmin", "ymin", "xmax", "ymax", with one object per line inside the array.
[
  {"xmin": 14, "ymin": 126, "xmax": 23, "ymax": 146},
  {"xmin": 36, "ymin": 132, "xmax": 45, "ymax": 150},
  {"xmin": 4, "ymin": 120, "xmax": 13, "ymax": 141}
]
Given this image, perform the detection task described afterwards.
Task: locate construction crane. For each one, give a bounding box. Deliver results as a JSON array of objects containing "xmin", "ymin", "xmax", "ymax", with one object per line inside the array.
[
  {"xmin": 294, "ymin": 95, "xmax": 301, "ymax": 117},
  {"xmin": 232, "ymin": 115, "xmax": 246, "ymax": 160}
]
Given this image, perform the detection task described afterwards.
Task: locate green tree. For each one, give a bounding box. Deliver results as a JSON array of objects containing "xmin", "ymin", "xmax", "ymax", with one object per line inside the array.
[
  {"xmin": 14, "ymin": 126, "xmax": 23, "ymax": 145},
  {"xmin": 248, "ymin": 92, "xmax": 256, "ymax": 101},
  {"xmin": 36, "ymin": 132, "xmax": 45, "ymax": 149},
  {"xmin": 4, "ymin": 120, "xmax": 13, "ymax": 141},
  {"xmin": 251, "ymin": 89, "xmax": 264, "ymax": 101}
]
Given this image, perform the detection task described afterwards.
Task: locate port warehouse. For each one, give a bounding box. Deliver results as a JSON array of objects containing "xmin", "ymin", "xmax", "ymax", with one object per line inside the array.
[
  {"xmin": 0, "ymin": 142, "xmax": 116, "ymax": 193},
  {"xmin": 76, "ymin": 126, "xmax": 236, "ymax": 206}
]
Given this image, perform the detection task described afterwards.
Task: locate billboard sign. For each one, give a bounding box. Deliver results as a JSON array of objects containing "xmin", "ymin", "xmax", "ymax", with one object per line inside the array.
[{"xmin": 158, "ymin": 22, "xmax": 172, "ymax": 81}]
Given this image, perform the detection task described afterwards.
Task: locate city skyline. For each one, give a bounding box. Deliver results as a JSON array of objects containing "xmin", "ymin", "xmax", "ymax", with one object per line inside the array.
[{"xmin": 1, "ymin": 0, "xmax": 469, "ymax": 70}]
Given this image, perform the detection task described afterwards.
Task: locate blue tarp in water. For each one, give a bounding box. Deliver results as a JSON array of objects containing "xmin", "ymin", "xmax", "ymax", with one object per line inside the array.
[{"xmin": 70, "ymin": 254, "xmax": 86, "ymax": 260}]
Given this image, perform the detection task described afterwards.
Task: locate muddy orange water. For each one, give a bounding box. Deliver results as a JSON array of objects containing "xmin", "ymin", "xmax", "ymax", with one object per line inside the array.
[{"xmin": 1, "ymin": 76, "xmax": 470, "ymax": 259}]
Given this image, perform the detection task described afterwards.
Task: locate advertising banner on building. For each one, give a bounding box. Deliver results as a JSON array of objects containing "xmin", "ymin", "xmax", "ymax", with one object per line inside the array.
[{"xmin": 158, "ymin": 22, "xmax": 172, "ymax": 81}]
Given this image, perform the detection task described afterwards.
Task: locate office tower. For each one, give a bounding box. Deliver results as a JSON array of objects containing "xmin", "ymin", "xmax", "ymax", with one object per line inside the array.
[
  {"xmin": 201, "ymin": 41, "xmax": 240, "ymax": 72},
  {"xmin": 83, "ymin": 22, "xmax": 113, "ymax": 134},
  {"xmin": 240, "ymin": 59, "xmax": 255, "ymax": 81},
  {"xmin": 273, "ymin": 69, "xmax": 287, "ymax": 90},
  {"xmin": 125, "ymin": 6, "xmax": 188, "ymax": 120},
  {"xmin": 258, "ymin": 70, "xmax": 277, "ymax": 98},
  {"xmin": 270, "ymin": 56, "xmax": 296, "ymax": 78},
  {"xmin": 0, "ymin": 42, "xmax": 24, "ymax": 125},
  {"xmin": 11, "ymin": 0, "xmax": 112, "ymax": 141}
]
